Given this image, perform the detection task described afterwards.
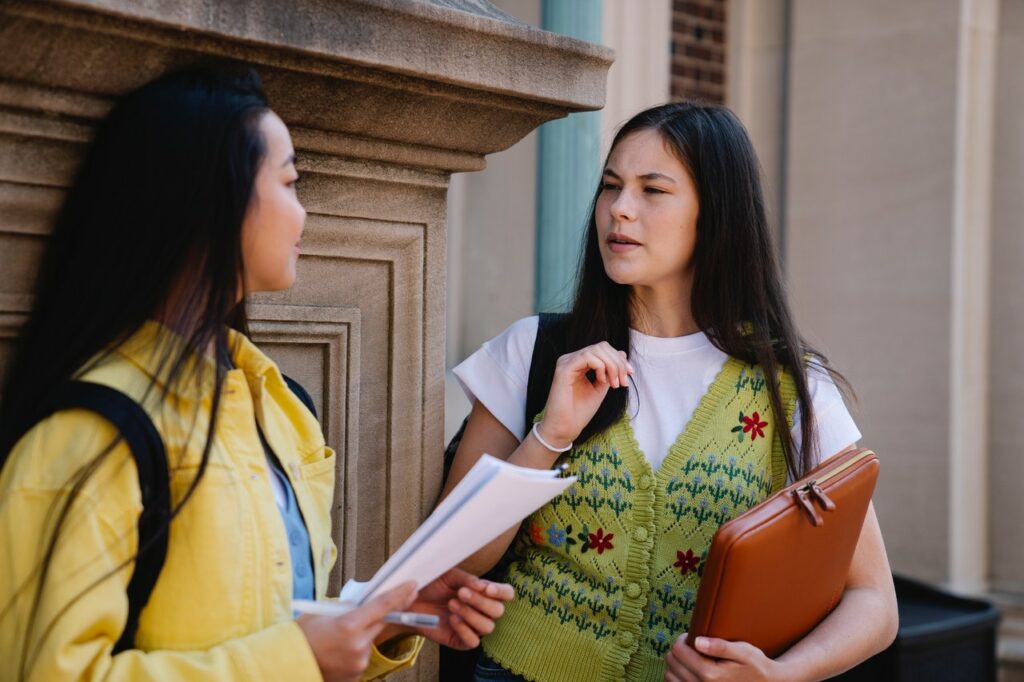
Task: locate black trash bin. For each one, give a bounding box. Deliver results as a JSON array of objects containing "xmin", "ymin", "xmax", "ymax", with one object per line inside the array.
[{"xmin": 832, "ymin": 574, "xmax": 1001, "ymax": 682}]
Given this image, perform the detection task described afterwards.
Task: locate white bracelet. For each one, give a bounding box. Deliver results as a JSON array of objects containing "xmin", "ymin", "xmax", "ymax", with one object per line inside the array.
[{"xmin": 532, "ymin": 421, "xmax": 573, "ymax": 453}]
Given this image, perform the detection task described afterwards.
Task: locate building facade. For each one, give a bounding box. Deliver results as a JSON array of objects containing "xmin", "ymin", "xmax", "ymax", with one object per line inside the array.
[{"xmin": 446, "ymin": 1, "xmax": 1024, "ymax": 677}]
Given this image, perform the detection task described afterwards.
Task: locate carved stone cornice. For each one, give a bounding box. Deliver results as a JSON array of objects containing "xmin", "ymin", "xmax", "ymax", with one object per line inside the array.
[{"xmin": 0, "ymin": 0, "xmax": 613, "ymax": 171}]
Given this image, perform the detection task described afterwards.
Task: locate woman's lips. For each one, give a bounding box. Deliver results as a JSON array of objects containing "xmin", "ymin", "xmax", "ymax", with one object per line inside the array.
[{"xmin": 607, "ymin": 232, "xmax": 641, "ymax": 253}]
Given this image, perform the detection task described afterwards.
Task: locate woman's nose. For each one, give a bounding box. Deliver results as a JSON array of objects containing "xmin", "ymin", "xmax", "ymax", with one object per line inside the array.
[{"xmin": 611, "ymin": 190, "xmax": 637, "ymax": 221}]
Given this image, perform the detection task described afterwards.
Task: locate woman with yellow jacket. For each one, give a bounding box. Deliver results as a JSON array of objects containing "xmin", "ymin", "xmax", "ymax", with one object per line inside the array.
[{"xmin": 0, "ymin": 66, "xmax": 512, "ymax": 682}]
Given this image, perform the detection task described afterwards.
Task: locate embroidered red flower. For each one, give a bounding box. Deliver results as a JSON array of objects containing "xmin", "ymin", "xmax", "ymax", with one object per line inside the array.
[
  {"xmin": 742, "ymin": 411, "xmax": 768, "ymax": 441},
  {"xmin": 587, "ymin": 528, "xmax": 615, "ymax": 554},
  {"xmin": 675, "ymin": 549, "xmax": 700, "ymax": 575},
  {"xmin": 528, "ymin": 521, "xmax": 545, "ymax": 545}
]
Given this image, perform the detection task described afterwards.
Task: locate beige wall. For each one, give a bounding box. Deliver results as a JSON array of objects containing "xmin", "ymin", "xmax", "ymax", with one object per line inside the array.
[
  {"xmin": 990, "ymin": 0, "xmax": 1024, "ymax": 595},
  {"xmin": 732, "ymin": 0, "xmax": 1023, "ymax": 674},
  {"xmin": 446, "ymin": 0, "xmax": 541, "ymax": 373},
  {"xmin": 785, "ymin": 0, "xmax": 965, "ymax": 585}
]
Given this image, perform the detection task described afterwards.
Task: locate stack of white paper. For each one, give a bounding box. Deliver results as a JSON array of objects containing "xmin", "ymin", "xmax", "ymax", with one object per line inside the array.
[{"xmin": 339, "ymin": 454, "xmax": 576, "ymax": 604}]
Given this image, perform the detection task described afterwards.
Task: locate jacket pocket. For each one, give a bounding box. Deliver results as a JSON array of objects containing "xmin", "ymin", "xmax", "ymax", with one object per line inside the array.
[{"xmin": 298, "ymin": 447, "xmax": 337, "ymax": 596}]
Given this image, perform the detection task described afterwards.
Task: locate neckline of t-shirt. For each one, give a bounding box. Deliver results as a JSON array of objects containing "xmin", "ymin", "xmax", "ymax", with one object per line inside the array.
[{"xmin": 629, "ymin": 327, "xmax": 712, "ymax": 356}]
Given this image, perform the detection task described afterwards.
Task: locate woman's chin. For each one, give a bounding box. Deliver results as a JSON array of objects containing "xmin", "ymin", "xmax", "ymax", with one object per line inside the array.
[{"xmin": 603, "ymin": 267, "xmax": 638, "ymax": 287}]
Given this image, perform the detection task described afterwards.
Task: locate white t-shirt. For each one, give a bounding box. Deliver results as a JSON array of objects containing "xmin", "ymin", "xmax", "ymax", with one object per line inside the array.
[{"xmin": 453, "ymin": 316, "xmax": 861, "ymax": 476}]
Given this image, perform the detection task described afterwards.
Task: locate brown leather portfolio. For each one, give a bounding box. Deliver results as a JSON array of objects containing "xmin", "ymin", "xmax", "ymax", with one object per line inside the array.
[{"xmin": 687, "ymin": 447, "xmax": 880, "ymax": 658}]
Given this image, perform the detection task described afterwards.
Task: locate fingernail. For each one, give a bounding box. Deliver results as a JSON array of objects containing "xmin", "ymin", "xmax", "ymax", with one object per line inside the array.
[
  {"xmin": 459, "ymin": 587, "xmax": 473, "ymax": 601},
  {"xmin": 695, "ymin": 637, "xmax": 709, "ymax": 651}
]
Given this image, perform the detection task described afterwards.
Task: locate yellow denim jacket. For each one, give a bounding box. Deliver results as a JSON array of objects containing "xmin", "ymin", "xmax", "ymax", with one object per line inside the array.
[{"xmin": 0, "ymin": 322, "xmax": 421, "ymax": 680}]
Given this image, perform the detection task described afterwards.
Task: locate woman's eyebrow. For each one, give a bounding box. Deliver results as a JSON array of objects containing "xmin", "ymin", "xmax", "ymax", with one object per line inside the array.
[
  {"xmin": 602, "ymin": 168, "xmax": 676, "ymax": 183},
  {"xmin": 639, "ymin": 172, "xmax": 676, "ymax": 183}
]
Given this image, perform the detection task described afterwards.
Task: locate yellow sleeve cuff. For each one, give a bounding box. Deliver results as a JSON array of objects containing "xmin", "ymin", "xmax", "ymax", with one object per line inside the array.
[{"xmin": 362, "ymin": 635, "xmax": 424, "ymax": 680}]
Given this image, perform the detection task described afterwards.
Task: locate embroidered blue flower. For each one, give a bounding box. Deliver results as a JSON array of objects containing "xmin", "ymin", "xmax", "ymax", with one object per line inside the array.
[{"xmin": 547, "ymin": 523, "xmax": 566, "ymax": 547}]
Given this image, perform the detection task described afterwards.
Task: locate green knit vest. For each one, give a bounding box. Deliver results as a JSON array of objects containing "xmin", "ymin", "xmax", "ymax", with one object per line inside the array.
[{"xmin": 482, "ymin": 357, "xmax": 798, "ymax": 682}]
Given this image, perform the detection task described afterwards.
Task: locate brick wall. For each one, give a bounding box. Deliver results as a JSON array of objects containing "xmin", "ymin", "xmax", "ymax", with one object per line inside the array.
[{"xmin": 671, "ymin": 0, "xmax": 727, "ymax": 103}]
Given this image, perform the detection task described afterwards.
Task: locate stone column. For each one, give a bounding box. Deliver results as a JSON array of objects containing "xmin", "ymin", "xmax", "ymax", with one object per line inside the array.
[
  {"xmin": 726, "ymin": 0, "xmax": 789, "ymax": 241},
  {"xmin": 600, "ymin": 0, "xmax": 671, "ymax": 155},
  {"xmin": 0, "ymin": 1, "xmax": 611, "ymax": 678}
]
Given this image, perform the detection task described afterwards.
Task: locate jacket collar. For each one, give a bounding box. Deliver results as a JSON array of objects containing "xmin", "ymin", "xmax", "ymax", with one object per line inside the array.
[{"xmin": 113, "ymin": 321, "xmax": 279, "ymax": 401}]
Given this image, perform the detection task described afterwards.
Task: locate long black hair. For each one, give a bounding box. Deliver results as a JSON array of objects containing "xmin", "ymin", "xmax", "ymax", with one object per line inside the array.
[
  {"xmin": 559, "ymin": 101, "xmax": 849, "ymax": 479},
  {"xmin": 0, "ymin": 65, "xmax": 269, "ymax": 675}
]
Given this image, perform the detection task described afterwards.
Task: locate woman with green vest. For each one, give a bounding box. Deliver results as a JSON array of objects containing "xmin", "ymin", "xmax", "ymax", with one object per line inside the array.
[{"xmin": 443, "ymin": 102, "xmax": 898, "ymax": 682}]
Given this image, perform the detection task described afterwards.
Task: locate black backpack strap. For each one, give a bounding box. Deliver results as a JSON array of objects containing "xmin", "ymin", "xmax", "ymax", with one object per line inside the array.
[
  {"xmin": 282, "ymin": 374, "xmax": 317, "ymax": 421},
  {"xmin": 49, "ymin": 381, "xmax": 169, "ymax": 655},
  {"xmin": 442, "ymin": 313, "xmax": 569, "ymax": 483},
  {"xmin": 524, "ymin": 312, "xmax": 569, "ymax": 426}
]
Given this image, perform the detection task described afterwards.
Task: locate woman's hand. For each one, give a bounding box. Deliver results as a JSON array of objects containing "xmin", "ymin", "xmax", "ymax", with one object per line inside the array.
[
  {"xmin": 538, "ymin": 341, "xmax": 633, "ymax": 447},
  {"xmin": 376, "ymin": 568, "xmax": 515, "ymax": 650},
  {"xmin": 297, "ymin": 582, "xmax": 417, "ymax": 682},
  {"xmin": 665, "ymin": 634, "xmax": 785, "ymax": 682}
]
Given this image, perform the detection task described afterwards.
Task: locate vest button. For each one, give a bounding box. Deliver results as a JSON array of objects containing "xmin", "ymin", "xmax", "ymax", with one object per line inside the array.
[
  {"xmin": 638, "ymin": 475, "xmax": 653, "ymax": 490},
  {"xmin": 625, "ymin": 582, "xmax": 641, "ymax": 598},
  {"xmin": 618, "ymin": 631, "xmax": 634, "ymax": 647},
  {"xmin": 632, "ymin": 527, "xmax": 648, "ymax": 542}
]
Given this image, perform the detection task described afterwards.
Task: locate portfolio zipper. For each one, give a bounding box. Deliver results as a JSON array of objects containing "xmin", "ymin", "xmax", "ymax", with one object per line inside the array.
[
  {"xmin": 792, "ymin": 449, "xmax": 874, "ymax": 526},
  {"xmin": 799, "ymin": 449, "xmax": 875, "ymax": 493}
]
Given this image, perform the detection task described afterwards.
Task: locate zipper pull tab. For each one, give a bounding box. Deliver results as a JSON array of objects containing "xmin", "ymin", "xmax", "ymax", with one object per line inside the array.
[
  {"xmin": 793, "ymin": 487, "xmax": 824, "ymax": 527},
  {"xmin": 809, "ymin": 481, "xmax": 836, "ymax": 512}
]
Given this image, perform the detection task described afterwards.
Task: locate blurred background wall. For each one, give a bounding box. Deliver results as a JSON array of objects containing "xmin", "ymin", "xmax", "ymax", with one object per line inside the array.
[{"xmin": 445, "ymin": 1, "xmax": 1023, "ymax": 676}]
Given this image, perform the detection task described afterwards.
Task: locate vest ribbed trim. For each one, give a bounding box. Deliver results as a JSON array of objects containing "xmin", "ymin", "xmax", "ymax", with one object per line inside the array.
[{"xmin": 606, "ymin": 418, "xmax": 654, "ymax": 681}]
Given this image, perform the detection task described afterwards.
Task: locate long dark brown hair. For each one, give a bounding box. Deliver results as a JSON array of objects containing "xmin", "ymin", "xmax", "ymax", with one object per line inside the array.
[
  {"xmin": 0, "ymin": 65, "xmax": 269, "ymax": 677},
  {"xmin": 556, "ymin": 101, "xmax": 850, "ymax": 479}
]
